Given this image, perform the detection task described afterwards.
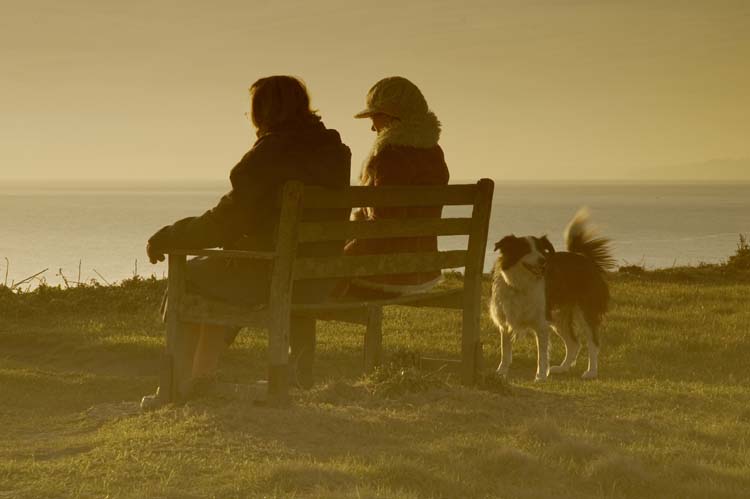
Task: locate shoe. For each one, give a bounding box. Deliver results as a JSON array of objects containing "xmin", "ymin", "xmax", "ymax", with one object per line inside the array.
[{"xmin": 140, "ymin": 386, "xmax": 163, "ymax": 411}]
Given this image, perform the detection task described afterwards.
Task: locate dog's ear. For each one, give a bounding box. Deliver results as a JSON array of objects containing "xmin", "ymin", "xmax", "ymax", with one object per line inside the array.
[
  {"xmin": 494, "ymin": 235, "xmax": 517, "ymax": 252},
  {"xmin": 539, "ymin": 235, "xmax": 556, "ymax": 255}
]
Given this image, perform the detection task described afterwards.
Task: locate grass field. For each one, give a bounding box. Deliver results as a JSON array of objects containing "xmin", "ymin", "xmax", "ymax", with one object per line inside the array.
[{"xmin": 1, "ymin": 267, "xmax": 749, "ymax": 498}]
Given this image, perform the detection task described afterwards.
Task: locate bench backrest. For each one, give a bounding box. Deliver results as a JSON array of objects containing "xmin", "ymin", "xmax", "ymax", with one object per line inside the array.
[{"xmin": 271, "ymin": 179, "xmax": 495, "ymax": 285}]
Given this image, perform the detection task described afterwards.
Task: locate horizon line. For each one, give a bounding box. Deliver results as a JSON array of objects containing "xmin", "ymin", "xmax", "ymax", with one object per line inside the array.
[{"xmin": 3, "ymin": 177, "xmax": 750, "ymax": 186}]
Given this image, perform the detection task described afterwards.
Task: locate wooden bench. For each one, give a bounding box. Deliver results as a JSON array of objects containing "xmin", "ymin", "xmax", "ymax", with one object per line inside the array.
[{"xmin": 159, "ymin": 178, "xmax": 494, "ymax": 404}]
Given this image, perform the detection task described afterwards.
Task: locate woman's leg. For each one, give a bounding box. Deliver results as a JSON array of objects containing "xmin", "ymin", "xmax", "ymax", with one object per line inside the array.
[
  {"xmin": 142, "ymin": 322, "xmax": 207, "ymax": 409},
  {"xmin": 191, "ymin": 323, "xmax": 229, "ymax": 378}
]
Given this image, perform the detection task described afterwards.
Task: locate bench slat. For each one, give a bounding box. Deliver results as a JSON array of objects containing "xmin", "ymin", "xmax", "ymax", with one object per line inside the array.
[
  {"xmin": 292, "ymin": 307, "xmax": 371, "ymax": 325},
  {"xmin": 180, "ymin": 289, "xmax": 464, "ymax": 327},
  {"xmin": 292, "ymin": 288, "xmax": 464, "ymax": 312},
  {"xmin": 293, "ymin": 250, "xmax": 467, "ymax": 280},
  {"xmin": 297, "ymin": 217, "xmax": 473, "ymax": 242},
  {"xmin": 302, "ymin": 184, "xmax": 477, "ymax": 209},
  {"xmin": 168, "ymin": 249, "xmax": 276, "ymax": 260}
]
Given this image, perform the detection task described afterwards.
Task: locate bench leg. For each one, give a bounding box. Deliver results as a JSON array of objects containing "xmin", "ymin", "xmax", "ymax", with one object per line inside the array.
[
  {"xmin": 157, "ymin": 320, "xmax": 200, "ymax": 403},
  {"xmin": 290, "ymin": 316, "xmax": 316, "ymax": 389},
  {"xmin": 157, "ymin": 353, "xmax": 173, "ymax": 404},
  {"xmin": 461, "ymin": 309, "xmax": 483, "ymax": 386},
  {"xmin": 268, "ymin": 311, "xmax": 291, "ymax": 405},
  {"xmin": 364, "ymin": 306, "xmax": 383, "ymax": 374},
  {"xmin": 267, "ymin": 363, "xmax": 289, "ymax": 404}
]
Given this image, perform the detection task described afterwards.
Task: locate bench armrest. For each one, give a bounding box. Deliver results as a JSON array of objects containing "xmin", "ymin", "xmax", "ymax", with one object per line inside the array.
[{"xmin": 167, "ymin": 249, "xmax": 277, "ymax": 260}]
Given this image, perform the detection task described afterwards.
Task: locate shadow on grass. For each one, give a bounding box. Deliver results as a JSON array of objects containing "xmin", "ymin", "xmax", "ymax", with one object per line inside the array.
[
  {"xmin": 3, "ymin": 355, "xmax": 749, "ymax": 499},
  {"xmin": 2, "ymin": 274, "xmax": 750, "ymax": 497},
  {"xmin": 0, "ymin": 362, "xmax": 150, "ymax": 415}
]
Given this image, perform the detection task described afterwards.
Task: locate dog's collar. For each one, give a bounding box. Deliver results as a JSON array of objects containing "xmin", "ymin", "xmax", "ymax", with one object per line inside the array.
[{"xmin": 500, "ymin": 270, "xmax": 542, "ymax": 293}]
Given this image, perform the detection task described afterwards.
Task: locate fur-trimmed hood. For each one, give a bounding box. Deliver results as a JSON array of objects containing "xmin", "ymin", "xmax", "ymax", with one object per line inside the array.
[
  {"xmin": 370, "ymin": 111, "xmax": 441, "ymax": 155},
  {"xmin": 360, "ymin": 111, "xmax": 441, "ymax": 183}
]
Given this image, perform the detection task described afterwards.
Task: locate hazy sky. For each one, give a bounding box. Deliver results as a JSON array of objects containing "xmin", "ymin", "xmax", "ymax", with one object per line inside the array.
[{"xmin": 2, "ymin": 0, "xmax": 749, "ymax": 182}]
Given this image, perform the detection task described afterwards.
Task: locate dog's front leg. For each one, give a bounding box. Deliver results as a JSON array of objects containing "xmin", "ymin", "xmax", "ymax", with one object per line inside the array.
[
  {"xmin": 534, "ymin": 325, "xmax": 551, "ymax": 382},
  {"xmin": 496, "ymin": 326, "xmax": 513, "ymax": 376}
]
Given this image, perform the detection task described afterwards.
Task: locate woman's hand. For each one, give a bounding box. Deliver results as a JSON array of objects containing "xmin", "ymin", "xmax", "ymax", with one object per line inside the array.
[
  {"xmin": 351, "ymin": 207, "xmax": 367, "ymax": 221},
  {"xmin": 146, "ymin": 242, "xmax": 165, "ymax": 264}
]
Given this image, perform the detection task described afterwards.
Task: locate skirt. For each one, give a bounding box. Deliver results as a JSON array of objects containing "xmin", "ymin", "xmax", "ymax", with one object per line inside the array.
[{"xmin": 161, "ymin": 256, "xmax": 338, "ymax": 344}]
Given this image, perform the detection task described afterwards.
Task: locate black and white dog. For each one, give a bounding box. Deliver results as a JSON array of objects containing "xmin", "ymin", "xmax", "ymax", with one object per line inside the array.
[{"xmin": 490, "ymin": 208, "xmax": 615, "ymax": 381}]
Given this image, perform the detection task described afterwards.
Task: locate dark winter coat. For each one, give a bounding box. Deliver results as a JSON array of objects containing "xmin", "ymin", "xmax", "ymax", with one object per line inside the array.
[{"xmin": 149, "ymin": 119, "xmax": 351, "ymax": 258}]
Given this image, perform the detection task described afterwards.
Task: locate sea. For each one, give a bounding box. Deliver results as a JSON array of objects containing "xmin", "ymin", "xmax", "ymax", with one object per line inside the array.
[{"xmin": 1, "ymin": 180, "xmax": 748, "ymax": 288}]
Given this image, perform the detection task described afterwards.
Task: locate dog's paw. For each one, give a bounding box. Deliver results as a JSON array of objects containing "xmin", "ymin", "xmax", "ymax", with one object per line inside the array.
[
  {"xmin": 581, "ymin": 370, "xmax": 598, "ymax": 380},
  {"xmin": 549, "ymin": 365, "xmax": 570, "ymax": 375}
]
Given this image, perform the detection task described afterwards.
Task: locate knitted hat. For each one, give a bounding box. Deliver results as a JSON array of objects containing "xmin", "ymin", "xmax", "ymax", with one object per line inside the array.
[{"xmin": 354, "ymin": 76, "xmax": 429, "ymax": 119}]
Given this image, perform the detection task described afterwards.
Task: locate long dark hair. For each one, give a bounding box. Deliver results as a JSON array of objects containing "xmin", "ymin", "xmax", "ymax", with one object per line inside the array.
[{"xmin": 249, "ymin": 76, "xmax": 320, "ymax": 135}]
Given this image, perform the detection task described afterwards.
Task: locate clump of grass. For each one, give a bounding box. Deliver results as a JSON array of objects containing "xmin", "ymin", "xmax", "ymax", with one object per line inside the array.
[
  {"xmin": 618, "ymin": 264, "xmax": 645, "ymax": 275},
  {"xmin": 546, "ymin": 438, "xmax": 606, "ymax": 464},
  {"xmin": 521, "ymin": 419, "xmax": 563, "ymax": 445},
  {"xmin": 310, "ymin": 380, "xmax": 367, "ymax": 405},
  {"xmin": 475, "ymin": 447, "xmax": 538, "ymax": 477},
  {"xmin": 0, "ymin": 275, "xmax": 165, "ymax": 318},
  {"xmin": 726, "ymin": 234, "xmax": 750, "ymax": 270},
  {"xmin": 585, "ymin": 454, "xmax": 653, "ymax": 491},
  {"xmin": 477, "ymin": 369, "xmax": 513, "ymax": 395},
  {"xmin": 361, "ymin": 349, "xmax": 447, "ymax": 398}
]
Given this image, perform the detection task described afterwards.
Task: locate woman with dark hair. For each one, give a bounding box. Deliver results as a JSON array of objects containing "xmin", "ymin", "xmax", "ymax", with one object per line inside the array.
[
  {"xmin": 141, "ymin": 76, "xmax": 351, "ymax": 407},
  {"xmin": 345, "ymin": 76, "xmax": 449, "ymax": 297}
]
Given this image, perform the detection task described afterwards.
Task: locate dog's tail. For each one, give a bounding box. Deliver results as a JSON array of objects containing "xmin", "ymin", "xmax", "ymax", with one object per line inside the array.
[{"xmin": 564, "ymin": 207, "xmax": 616, "ymax": 273}]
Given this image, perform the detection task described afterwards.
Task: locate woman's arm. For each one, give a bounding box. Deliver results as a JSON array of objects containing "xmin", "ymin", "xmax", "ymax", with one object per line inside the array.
[
  {"xmin": 147, "ymin": 190, "xmax": 247, "ymax": 251},
  {"xmin": 146, "ymin": 146, "xmax": 267, "ymax": 255}
]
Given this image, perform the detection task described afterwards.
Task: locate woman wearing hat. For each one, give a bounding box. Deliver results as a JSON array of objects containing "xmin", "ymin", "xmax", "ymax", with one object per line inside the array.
[{"xmin": 345, "ymin": 76, "xmax": 450, "ymax": 297}]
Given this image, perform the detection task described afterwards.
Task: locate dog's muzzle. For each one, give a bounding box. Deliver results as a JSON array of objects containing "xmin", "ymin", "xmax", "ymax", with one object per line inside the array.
[{"xmin": 522, "ymin": 260, "xmax": 546, "ymax": 278}]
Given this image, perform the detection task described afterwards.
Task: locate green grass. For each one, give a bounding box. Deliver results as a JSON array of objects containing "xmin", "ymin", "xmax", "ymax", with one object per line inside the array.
[{"xmin": 1, "ymin": 269, "xmax": 750, "ymax": 498}]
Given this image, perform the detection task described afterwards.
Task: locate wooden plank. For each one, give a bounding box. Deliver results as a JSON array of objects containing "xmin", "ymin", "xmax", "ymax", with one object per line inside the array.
[
  {"xmin": 168, "ymin": 249, "xmax": 276, "ymax": 260},
  {"xmin": 297, "ymin": 217, "xmax": 472, "ymax": 242},
  {"xmin": 292, "ymin": 307, "xmax": 370, "ymax": 325},
  {"xmin": 363, "ymin": 307, "xmax": 383, "ymax": 373},
  {"xmin": 461, "ymin": 179, "xmax": 495, "ymax": 386},
  {"xmin": 174, "ymin": 291, "xmax": 459, "ymax": 334},
  {"xmin": 179, "ymin": 293, "xmax": 269, "ymax": 328},
  {"xmin": 291, "ymin": 289, "xmax": 464, "ymax": 313},
  {"xmin": 157, "ymin": 353, "xmax": 173, "ymax": 406},
  {"xmin": 396, "ymin": 289, "xmax": 464, "ymax": 310},
  {"xmin": 294, "ymin": 250, "xmax": 467, "ymax": 280},
  {"xmin": 302, "ymin": 184, "xmax": 478, "ymax": 209},
  {"xmin": 266, "ymin": 181, "xmax": 303, "ymax": 403},
  {"xmin": 165, "ymin": 254, "xmax": 186, "ymax": 347},
  {"xmin": 164, "ymin": 254, "xmax": 187, "ymax": 403},
  {"xmin": 290, "ymin": 316, "xmax": 316, "ymax": 389}
]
